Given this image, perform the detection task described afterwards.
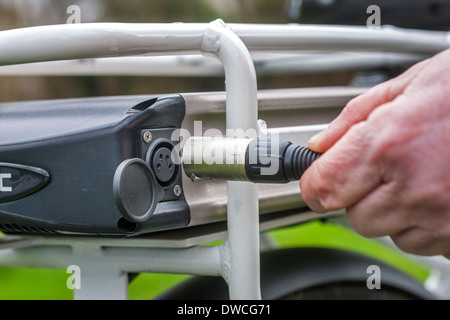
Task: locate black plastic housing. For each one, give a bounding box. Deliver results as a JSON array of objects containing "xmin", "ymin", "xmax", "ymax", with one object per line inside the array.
[
  {"xmin": 288, "ymin": 0, "xmax": 450, "ymax": 31},
  {"xmin": 245, "ymin": 139, "xmax": 321, "ymax": 183},
  {"xmin": 0, "ymin": 94, "xmax": 189, "ymax": 236}
]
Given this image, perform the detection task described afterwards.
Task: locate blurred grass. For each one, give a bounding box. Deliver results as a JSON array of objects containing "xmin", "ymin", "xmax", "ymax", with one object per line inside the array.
[
  {"xmin": 269, "ymin": 220, "xmax": 430, "ymax": 283},
  {"xmin": 0, "ymin": 220, "xmax": 430, "ymax": 300}
]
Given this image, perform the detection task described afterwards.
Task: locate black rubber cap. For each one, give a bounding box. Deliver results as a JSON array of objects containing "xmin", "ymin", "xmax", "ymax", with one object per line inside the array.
[{"xmin": 113, "ymin": 158, "xmax": 164, "ymax": 223}]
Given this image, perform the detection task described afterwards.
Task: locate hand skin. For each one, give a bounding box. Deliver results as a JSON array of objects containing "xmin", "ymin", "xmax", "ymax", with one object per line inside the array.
[{"xmin": 300, "ymin": 49, "xmax": 450, "ymax": 258}]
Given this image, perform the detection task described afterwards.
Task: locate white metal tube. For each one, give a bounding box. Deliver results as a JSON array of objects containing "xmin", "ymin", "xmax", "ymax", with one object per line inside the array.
[
  {"xmin": 0, "ymin": 245, "xmax": 75, "ymax": 269},
  {"xmin": 0, "ymin": 23, "xmax": 206, "ymax": 65},
  {"xmin": 0, "ymin": 56, "xmax": 223, "ymax": 76},
  {"xmin": 0, "ymin": 243, "xmax": 222, "ymax": 300},
  {"xmin": 202, "ymin": 20, "xmax": 261, "ymax": 300},
  {"xmin": 0, "ymin": 52, "xmax": 428, "ymax": 76},
  {"xmin": 0, "ymin": 244, "xmax": 222, "ymax": 276},
  {"xmin": 0, "ymin": 24, "xmax": 447, "ymax": 67},
  {"xmin": 74, "ymin": 267, "xmax": 129, "ymax": 300},
  {"xmin": 102, "ymin": 245, "xmax": 223, "ymax": 276},
  {"xmin": 231, "ymin": 24, "xmax": 450, "ymax": 54}
]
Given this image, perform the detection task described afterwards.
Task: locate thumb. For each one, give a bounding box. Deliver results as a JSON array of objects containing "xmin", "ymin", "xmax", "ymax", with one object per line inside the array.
[{"xmin": 308, "ymin": 57, "xmax": 431, "ymax": 153}]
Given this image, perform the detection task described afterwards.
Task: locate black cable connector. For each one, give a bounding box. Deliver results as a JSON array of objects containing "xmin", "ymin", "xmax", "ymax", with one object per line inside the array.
[{"xmin": 245, "ymin": 139, "xmax": 321, "ymax": 183}]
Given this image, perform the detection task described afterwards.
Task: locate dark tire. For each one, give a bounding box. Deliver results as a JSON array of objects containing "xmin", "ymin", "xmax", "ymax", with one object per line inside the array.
[
  {"xmin": 156, "ymin": 247, "xmax": 435, "ymax": 300},
  {"xmin": 280, "ymin": 281, "xmax": 420, "ymax": 300}
]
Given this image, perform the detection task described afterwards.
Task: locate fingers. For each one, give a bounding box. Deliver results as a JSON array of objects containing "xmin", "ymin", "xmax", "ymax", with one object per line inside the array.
[
  {"xmin": 306, "ymin": 155, "xmax": 450, "ymax": 256},
  {"xmin": 345, "ymin": 181, "xmax": 411, "ymax": 238},
  {"xmin": 308, "ymin": 58, "xmax": 432, "ymax": 154},
  {"xmin": 391, "ymin": 228, "xmax": 440, "ymax": 256},
  {"xmin": 302, "ymin": 53, "xmax": 450, "ymax": 258},
  {"xmin": 300, "ymin": 121, "xmax": 382, "ymax": 213},
  {"xmin": 389, "ymin": 207, "xmax": 450, "ymax": 256}
]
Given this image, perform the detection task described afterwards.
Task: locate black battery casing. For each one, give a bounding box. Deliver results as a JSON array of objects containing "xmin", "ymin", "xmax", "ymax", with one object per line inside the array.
[{"xmin": 0, "ymin": 94, "xmax": 189, "ymax": 236}]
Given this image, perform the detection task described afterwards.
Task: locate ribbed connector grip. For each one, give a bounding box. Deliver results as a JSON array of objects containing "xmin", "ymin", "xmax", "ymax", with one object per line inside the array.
[
  {"xmin": 244, "ymin": 139, "xmax": 321, "ymax": 183},
  {"xmin": 283, "ymin": 144, "xmax": 321, "ymax": 181}
]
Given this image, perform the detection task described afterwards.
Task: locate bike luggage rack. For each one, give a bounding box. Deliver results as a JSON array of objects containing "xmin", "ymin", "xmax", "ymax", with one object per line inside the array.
[{"xmin": 0, "ymin": 20, "xmax": 449, "ymax": 300}]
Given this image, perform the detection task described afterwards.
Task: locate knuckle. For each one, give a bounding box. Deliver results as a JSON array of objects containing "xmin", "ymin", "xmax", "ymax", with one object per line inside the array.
[
  {"xmin": 346, "ymin": 209, "xmax": 377, "ymax": 238},
  {"xmin": 340, "ymin": 98, "xmax": 362, "ymax": 122},
  {"xmin": 317, "ymin": 193, "xmax": 342, "ymax": 212},
  {"xmin": 345, "ymin": 121, "xmax": 372, "ymax": 147},
  {"xmin": 301, "ymin": 166, "xmax": 340, "ymax": 213},
  {"xmin": 341, "ymin": 99, "xmax": 355, "ymax": 116},
  {"xmin": 362, "ymin": 121, "xmax": 404, "ymax": 171},
  {"xmin": 308, "ymin": 161, "xmax": 341, "ymax": 212},
  {"xmin": 391, "ymin": 236, "xmax": 421, "ymax": 255},
  {"xmin": 390, "ymin": 228, "xmax": 435, "ymax": 256}
]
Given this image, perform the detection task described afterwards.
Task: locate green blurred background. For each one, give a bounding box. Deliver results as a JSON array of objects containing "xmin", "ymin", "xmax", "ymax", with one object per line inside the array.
[
  {"xmin": 0, "ymin": 220, "xmax": 430, "ymax": 300},
  {"xmin": 0, "ymin": 0, "xmax": 430, "ymax": 299}
]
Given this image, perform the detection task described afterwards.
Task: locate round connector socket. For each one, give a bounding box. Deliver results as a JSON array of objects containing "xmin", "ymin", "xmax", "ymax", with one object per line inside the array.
[
  {"xmin": 146, "ymin": 138, "xmax": 179, "ymax": 186},
  {"xmin": 152, "ymin": 147, "xmax": 175, "ymax": 183}
]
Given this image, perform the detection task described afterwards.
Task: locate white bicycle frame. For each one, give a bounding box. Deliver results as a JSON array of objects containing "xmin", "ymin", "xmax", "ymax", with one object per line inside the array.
[{"xmin": 0, "ymin": 20, "xmax": 449, "ymax": 300}]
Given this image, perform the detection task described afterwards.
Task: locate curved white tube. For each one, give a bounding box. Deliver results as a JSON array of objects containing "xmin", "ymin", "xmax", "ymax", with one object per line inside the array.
[{"xmin": 201, "ymin": 20, "xmax": 260, "ymax": 299}]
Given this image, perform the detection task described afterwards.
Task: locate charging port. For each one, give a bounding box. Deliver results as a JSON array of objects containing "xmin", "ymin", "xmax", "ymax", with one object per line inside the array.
[{"xmin": 146, "ymin": 138, "xmax": 179, "ymax": 187}]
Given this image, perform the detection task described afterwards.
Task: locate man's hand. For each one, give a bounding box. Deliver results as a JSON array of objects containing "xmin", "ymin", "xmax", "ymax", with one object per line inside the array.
[{"xmin": 300, "ymin": 49, "xmax": 450, "ymax": 257}]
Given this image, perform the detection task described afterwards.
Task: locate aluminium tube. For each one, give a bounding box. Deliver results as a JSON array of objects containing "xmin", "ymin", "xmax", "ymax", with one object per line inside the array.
[
  {"xmin": 201, "ymin": 20, "xmax": 261, "ymax": 300},
  {"xmin": 0, "ymin": 24, "xmax": 448, "ymax": 67},
  {"xmin": 230, "ymin": 23, "xmax": 450, "ymax": 54}
]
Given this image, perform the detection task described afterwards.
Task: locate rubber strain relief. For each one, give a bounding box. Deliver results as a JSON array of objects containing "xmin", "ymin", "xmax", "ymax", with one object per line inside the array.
[
  {"xmin": 283, "ymin": 144, "xmax": 322, "ymax": 181},
  {"xmin": 245, "ymin": 139, "xmax": 292, "ymax": 183}
]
